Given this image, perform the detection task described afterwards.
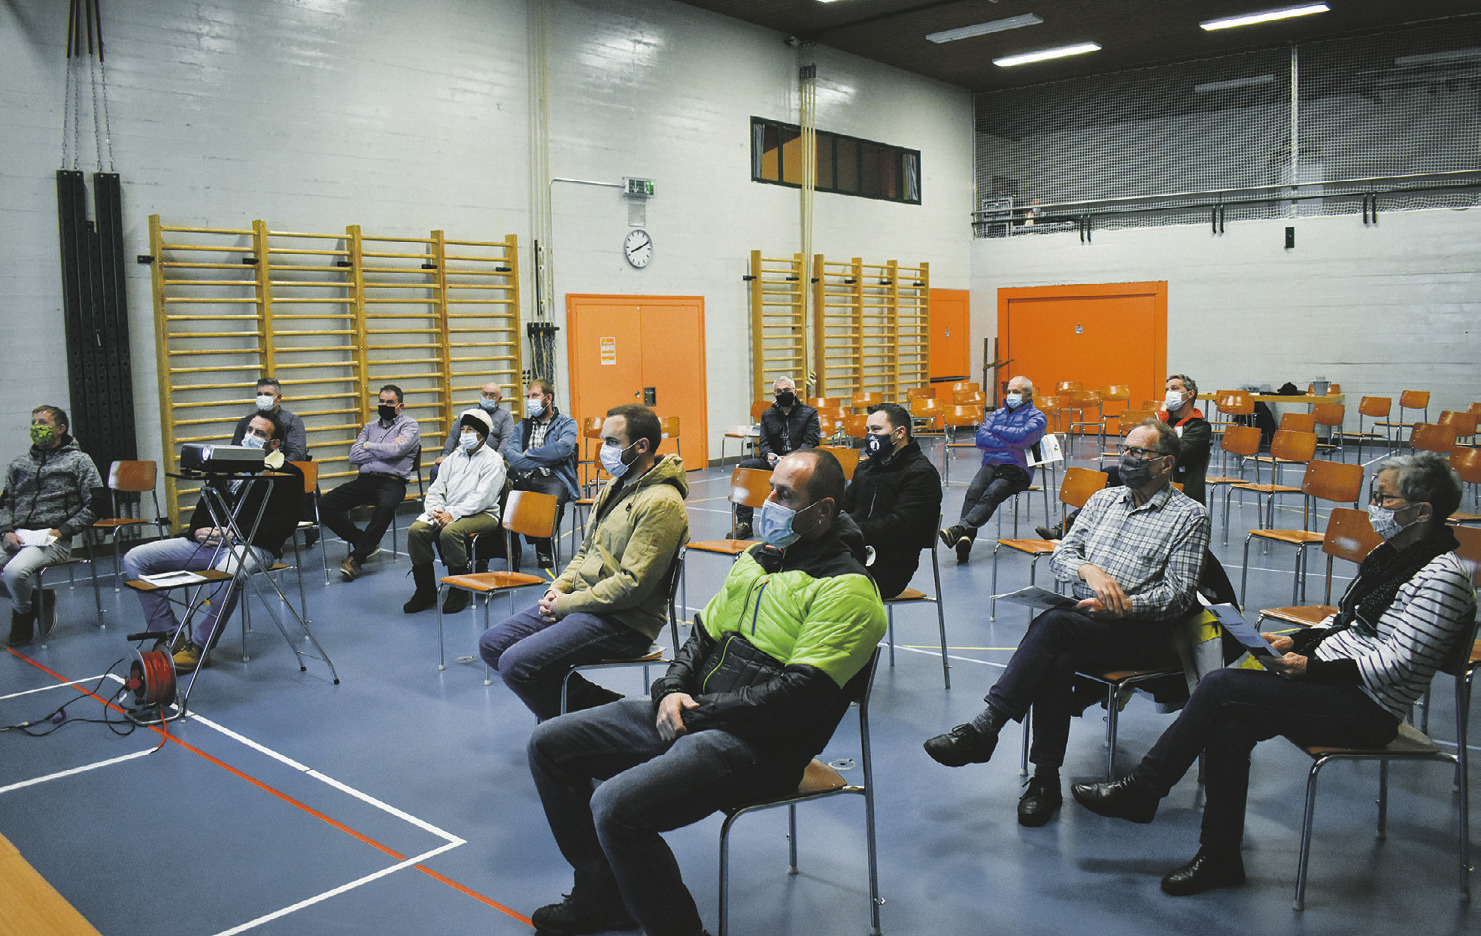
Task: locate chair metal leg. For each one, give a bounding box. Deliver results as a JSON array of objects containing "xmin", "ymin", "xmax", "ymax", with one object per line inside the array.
[
  {"xmin": 1294, "ymin": 757, "xmax": 1327, "ymax": 910},
  {"xmin": 931, "ymin": 552, "xmax": 950, "ymax": 689},
  {"xmin": 885, "ymin": 608, "xmax": 895, "ymax": 667},
  {"xmin": 436, "ymin": 583, "xmax": 446, "ymax": 671},
  {"xmin": 1021, "ymin": 706, "xmax": 1031, "ymax": 777},
  {"xmin": 1105, "ymin": 683, "xmax": 1119, "ymax": 778}
]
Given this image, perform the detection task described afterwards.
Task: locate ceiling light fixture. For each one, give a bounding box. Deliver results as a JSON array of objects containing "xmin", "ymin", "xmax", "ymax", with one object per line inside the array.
[
  {"xmin": 926, "ymin": 14, "xmax": 1043, "ymax": 44},
  {"xmin": 993, "ymin": 42, "xmax": 1101, "ymax": 68},
  {"xmin": 1193, "ymin": 74, "xmax": 1276, "ymax": 93},
  {"xmin": 1201, "ymin": 4, "xmax": 1329, "ymax": 32},
  {"xmin": 1394, "ymin": 47, "xmax": 1481, "ymax": 67}
]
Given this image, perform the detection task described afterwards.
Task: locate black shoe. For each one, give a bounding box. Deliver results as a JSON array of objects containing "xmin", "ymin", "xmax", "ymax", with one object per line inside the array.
[
  {"xmin": 530, "ymin": 893, "xmax": 637, "ymax": 935},
  {"xmin": 7, "ymin": 608, "xmax": 35, "ymax": 648},
  {"xmin": 731, "ymin": 521, "xmax": 753, "ymax": 540},
  {"xmin": 924, "ymin": 723, "xmax": 997, "ymax": 767},
  {"xmin": 536, "ymin": 547, "xmax": 556, "ymax": 571},
  {"xmin": 954, "ymin": 535, "xmax": 972, "ymax": 565},
  {"xmin": 1034, "ymin": 523, "xmax": 1060, "ymax": 541},
  {"xmin": 35, "ymin": 589, "xmax": 57, "ymax": 641},
  {"xmin": 442, "ymin": 587, "xmax": 471, "ymax": 614},
  {"xmin": 303, "ymin": 527, "xmax": 320, "ymax": 549},
  {"xmin": 1017, "ymin": 774, "xmax": 1062, "ymax": 827},
  {"xmin": 1071, "ymin": 776, "xmax": 1160, "ymax": 824},
  {"xmin": 403, "ymin": 590, "xmax": 437, "ymax": 613},
  {"xmin": 937, "ymin": 525, "xmax": 963, "ymax": 549},
  {"xmin": 1160, "ymin": 849, "xmax": 1246, "ymax": 896}
]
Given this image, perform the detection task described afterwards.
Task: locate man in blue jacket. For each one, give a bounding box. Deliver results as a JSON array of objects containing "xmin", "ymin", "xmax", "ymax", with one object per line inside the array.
[
  {"xmin": 507, "ymin": 378, "xmax": 578, "ymax": 569},
  {"xmin": 939, "ymin": 375, "xmax": 1046, "ymax": 564}
]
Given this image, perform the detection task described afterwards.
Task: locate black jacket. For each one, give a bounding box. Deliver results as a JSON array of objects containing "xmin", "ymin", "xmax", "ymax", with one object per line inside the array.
[
  {"xmin": 842, "ymin": 439, "xmax": 943, "ymax": 598},
  {"xmin": 757, "ymin": 402, "xmax": 821, "ymax": 459},
  {"xmin": 185, "ymin": 462, "xmax": 304, "ymax": 557},
  {"xmin": 1166, "ymin": 412, "xmax": 1212, "ymax": 505}
]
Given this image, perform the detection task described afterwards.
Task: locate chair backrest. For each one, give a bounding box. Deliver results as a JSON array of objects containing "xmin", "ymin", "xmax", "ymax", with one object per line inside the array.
[
  {"xmin": 729, "ymin": 466, "xmax": 775, "ymax": 509},
  {"xmin": 1450, "ymin": 446, "xmax": 1481, "ymax": 485},
  {"xmin": 1312, "ymin": 402, "xmax": 1345, "ymax": 427},
  {"xmin": 906, "ymin": 386, "xmax": 936, "ymax": 402},
  {"xmin": 812, "ymin": 396, "xmax": 844, "ymax": 410},
  {"xmin": 1359, "ymin": 395, "xmax": 1391, "ymax": 418},
  {"xmin": 952, "ymin": 389, "xmax": 985, "ymax": 407},
  {"xmin": 951, "ymin": 381, "xmax": 980, "ymax": 395},
  {"xmin": 1438, "ymin": 410, "xmax": 1478, "ymax": 437},
  {"xmin": 659, "ymin": 416, "xmax": 681, "ymax": 449},
  {"xmin": 1270, "ymin": 429, "xmax": 1318, "ymax": 463},
  {"xmin": 1398, "ymin": 389, "xmax": 1429, "ymax": 410},
  {"xmin": 1060, "ymin": 467, "xmax": 1109, "ymax": 509},
  {"xmin": 912, "ymin": 397, "xmax": 943, "ymax": 419},
  {"xmin": 1100, "ymin": 384, "xmax": 1132, "ymax": 404},
  {"xmin": 943, "ymin": 405, "xmax": 979, "ymax": 429},
  {"xmin": 1301, "ymin": 459, "xmax": 1364, "ymax": 505},
  {"xmin": 1221, "ymin": 425, "xmax": 1262, "ymax": 457},
  {"xmin": 1217, "ymin": 390, "xmax": 1254, "ymax": 416},
  {"xmin": 1056, "ymin": 380, "xmax": 1082, "ymax": 394},
  {"xmin": 582, "ymin": 416, "xmax": 604, "ymax": 439},
  {"xmin": 1321, "ymin": 506, "xmax": 1383, "ymax": 564},
  {"xmin": 1470, "ymin": 401, "xmax": 1481, "ymax": 417},
  {"xmin": 1037, "ymin": 393, "xmax": 1062, "ymax": 412},
  {"xmin": 842, "ymin": 414, "xmax": 869, "ymax": 439},
  {"xmin": 851, "ymin": 391, "xmax": 883, "ymax": 410},
  {"xmin": 1410, "ymin": 422, "xmax": 1458, "ymax": 455},
  {"xmin": 818, "ymin": 444, "xmax": 860, "ymax": 481},
  {"xmin": 1279, "ymin": 412, "xmax": 1317, "ymax": 434},
  {"xmin": 289, "ymin": 460, "xmax": 319, "ymax": 493},
  {"xmin": 502, "ymin": 489, "xmax": 559, "ymax": 539},
  {"xmin": 750, "ymin": 399, "xmax": 771, "ymax": 421},
  {"xmin": 109, "ymin": 460, "xmax": 158, "ymax": 493},
  {"xmin": 1120, "ymin": 409, "xmax": 1158, "ymax": 429},
  {"xmin": 1070, "ymin": 389, "xmax": 1102, "ymax": 408},
  {"xmin": 1454, "ymin": 524, "xmax": 1481, "ymax": 587}
]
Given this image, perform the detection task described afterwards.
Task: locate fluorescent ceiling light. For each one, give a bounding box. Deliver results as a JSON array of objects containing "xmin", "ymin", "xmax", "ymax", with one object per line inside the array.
[
  {"xmin": 1201, "ymin": 4, "xmax": 1329, "ymax": 32},
  {"xmin": 1394, "ymin": 47, "xmax": 1481, "ymax": 67},
  {"xmin": 1193, "ymin": 74, "xmax": 1276, "ymax": 93},
  {"xmin": 926, "ymin": 14, "xmax": 1043, "ymax": 44},
  {"xmin": 993, "ymin": 42, "xmax": 1101, "ymax": 68}
]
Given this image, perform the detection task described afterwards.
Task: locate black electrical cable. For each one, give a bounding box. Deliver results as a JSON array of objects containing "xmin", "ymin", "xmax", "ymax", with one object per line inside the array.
[{"xmin": 1, "ymin": 659, "xmax": 143, "ymax": 737}]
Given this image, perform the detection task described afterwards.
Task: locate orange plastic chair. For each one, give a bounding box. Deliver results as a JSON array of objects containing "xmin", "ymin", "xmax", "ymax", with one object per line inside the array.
[
  {"xmin": 818, "ymin": 444, "xmax": 860, "ymax": 481},
  {"xmin": 1438, "ymin": 410, "xmax": 1478, "ymax": 445},
  {"xmin": 1410, "ymin": 422, "xmax": 1459, "ymax": 457},
  {"xmin": 1376, "ymin": 389, "xmax": 1431, "ymax": 447},
  {"xmin": 1239, "ymin": 459, "xmax": 1364, "ymax": 607},
  {"xmin": 1356, "ymin": 396, "xmax": 1393, "ymax": 462},
  {"xmin": 842, "ymin": 413, "xmax": 869, "ymax": 441},
  {"xmin": 911, "ymin": 396, "xmax": 944, "ymax": 435},
  {"xmin": 1229, "ymin": 430, "xmax": 1318, "ymax": 532},
  {"xmin": 906, "ymin": 386, "xmax": 936, "ymax": 403},
  {"xmin": 1279, "ymin": 412, "xmax": 1317, "ymax": 434},
  {"xmin": 1258, "ymin": 507, "xmax": 1382, "ymax": 630},
  {"xmin": 1312, "ymin": 402, "xmax": 1345, "ymax": 452},
  {"xmin": 680, "ymin": 467, "xmax": 775, "ymax": 617},
  {"xmin": 1098, "ymin": 384, "xmax": 1132, "ymax": 435},
  {"xmin": 659, "ymin": 415, "xmax": 681, "ymax": 460},
  {"xmin": 850, "ymin": 391, "xmax": 883, "ymax": 413},
  {"xmin": 989, "ymin": 467, "xmax": 1108, "ymax": 621},
  {"xmin": 1451, "ymin": 447, "xmax": 1481, "ymax": 524},
  {"xmin": 87, "ymin": 460, "xmax": 170, "ymax": 616}
]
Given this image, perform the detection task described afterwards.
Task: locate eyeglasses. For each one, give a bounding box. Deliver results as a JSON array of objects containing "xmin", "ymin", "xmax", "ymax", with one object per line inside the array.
[
  {"xmin": 1369, "ymin": 489, "xmax": 1406, "ymax": 508},
  {"xmin": 1116, "ymin": 444, "xmax": 1167, "ymax": 459}
]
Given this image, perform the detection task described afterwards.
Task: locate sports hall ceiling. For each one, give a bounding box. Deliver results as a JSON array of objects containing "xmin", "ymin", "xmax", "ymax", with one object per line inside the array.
[{"xmin": 671, "ymin": 1, "xmax": 1479, "ymax": 91}]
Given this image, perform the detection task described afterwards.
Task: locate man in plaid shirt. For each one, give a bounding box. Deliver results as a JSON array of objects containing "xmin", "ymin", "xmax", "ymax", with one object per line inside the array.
[{"xmin": 924, "ymin": 419, "xmax": 1209, "ymax": 828}]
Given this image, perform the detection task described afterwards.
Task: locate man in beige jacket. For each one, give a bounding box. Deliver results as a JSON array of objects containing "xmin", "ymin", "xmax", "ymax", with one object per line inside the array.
[{"xmin": 479, "ymin": 404, "xmax": 689, "ymax": 720}]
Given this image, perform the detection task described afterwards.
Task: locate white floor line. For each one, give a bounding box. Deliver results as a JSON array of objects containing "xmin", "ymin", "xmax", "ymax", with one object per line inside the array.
[
  {"xmin": 0, "ymin": 675, "xmax": 108, "ymax": 701},
  {"xmin": 0, "ymin": 747, "xmax": 158, "ymax": 795}
]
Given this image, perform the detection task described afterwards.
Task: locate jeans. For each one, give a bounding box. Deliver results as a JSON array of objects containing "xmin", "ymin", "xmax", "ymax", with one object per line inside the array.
[
  {"xmin": 122, "ymin": 537, "xmax": 272, "ymax": 648},
  {"xmin": 0, "ymin": 537, "xmax": 74, "ymax": 614},
  {"xmin": 986, "ymin": 607, "xmax": 1178, "ymax": 771},
  {"xmin": 317, "ymin": 473, "xmax": 407, "ymax": 562},
  {"xmin": 480, "ymin": 605, "xmax": 655, "ymax": 721},
  {"xmin": 1131, "ymin": 667, "xmax": 1398, "ymax": 854},
  {"xmin": 959, "ymin": 463, "xmax": 1031, "ymax": 536},
  {"xmin": 512, "ymin": 473, "xmax": 568, "ymax": 562},
  {"xmin": 528, "ymin": 698, "xmax": 797, "ymax": 936}
]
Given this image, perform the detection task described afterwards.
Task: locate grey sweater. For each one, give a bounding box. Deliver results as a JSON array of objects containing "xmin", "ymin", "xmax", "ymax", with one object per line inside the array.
[{"xmin": 0, "ymin": 436, "xmax": 103, "ymax": 540}]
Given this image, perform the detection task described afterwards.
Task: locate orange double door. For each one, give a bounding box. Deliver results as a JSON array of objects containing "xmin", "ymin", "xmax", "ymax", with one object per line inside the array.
[
  {"xmin": 566, "ymin": 295, "xmax": 708, "ymax": 468},
  {"xmin": 996, "ymin": 282, "xmax": 1168, "ymax": 430}
]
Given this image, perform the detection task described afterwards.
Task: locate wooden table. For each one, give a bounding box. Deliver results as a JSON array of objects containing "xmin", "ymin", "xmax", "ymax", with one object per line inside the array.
[{"xmin": 1198, "ymin": 393, "xmax": 1345, "ymax": 407}]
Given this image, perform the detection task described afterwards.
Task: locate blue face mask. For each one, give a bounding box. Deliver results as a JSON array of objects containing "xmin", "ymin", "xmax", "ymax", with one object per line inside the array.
[
  {"xmin": 1004, "ymin": 392, "xmax": 1023, "ymax": 409},
  {"xmin": 526, "ymin": 397, "xmax": 545, "ymax": 418},
  {"xmin": 241, "ymin": 433, "xmax": 266, "ymax": 450},
  {"xmin": 460, "ymin": 432, "xmax": 482, "ymax": 452},
  {"xmin": 756, "ymin": 498, "xmax": 823, "ymax": 549},
  {"xmin": 478, "ymin": 398, "xmax": 500, "ymax": 412}
]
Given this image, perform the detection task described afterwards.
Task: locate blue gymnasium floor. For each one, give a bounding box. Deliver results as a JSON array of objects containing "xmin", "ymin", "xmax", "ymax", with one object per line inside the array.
[{"xmin": 0, "ymin": 435, "xmax": 1474, "ymax": 936}]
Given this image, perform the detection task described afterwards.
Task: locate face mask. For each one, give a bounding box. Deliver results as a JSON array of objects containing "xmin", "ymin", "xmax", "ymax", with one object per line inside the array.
[
  {"xmin": 1004, "ymin": 392, "xmax": 1023, "ymax": 409},
  {"xmin": 255, "ymin": 394, "xmax": 276, "ymax": 410},
  {"xmin": 241, "ymin": 433, "xmax": 267, "ymax": 450},
  {"xmin": 1165, "ymin": 389, "xmax": 1186, "ymax": 411},
  {"xmin": 600, "ymin": 440, "xmax": 640, "ymax": 478},
  {"xmin": 863, "ymin": 432, "xmax": 890, "ymax": 458},
  {"xmin": 1367, "ymin": 503, "xmax": 1420, "ymax": 540},
  {"xmin": 460, "ymin": 431, "xmax": 481, "ymax": 452},
  {"xmin": 29, "ymin": 424, "xmax": 56, "ymax": 448},
  {"xmin": 377, "ymin": 403, "xmax": 398, "ymax": 422},
  {"xmin": 1118, "ymin": 452, "xmax": 1163, "ymax": 488},
  {"xmin": 526, "ymin": 397, "xmax": 545, "ymax": 418},
  {"xmin": 756, "ymin": 499, "xmax": 822, "ymax": 549},
  {"xmin": 478, "ymin": 398, "xmax": 500, "ymax": 412},
  {"xmin": 775, "ymin": 391, "xmax": 796, "ymax": 408}
]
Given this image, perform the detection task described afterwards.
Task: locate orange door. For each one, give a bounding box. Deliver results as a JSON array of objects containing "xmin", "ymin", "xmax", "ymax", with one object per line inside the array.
[
  {"xmin": 930, "ymin": 288, "xmax": 971, "ymax": 382},
  {"xmin": 566, "ymin": 295, "xmax": 709, "ymax": 469},
  {"xmin": 997, "ymin": 282, "xmax": 1167, "ymax": 432}
]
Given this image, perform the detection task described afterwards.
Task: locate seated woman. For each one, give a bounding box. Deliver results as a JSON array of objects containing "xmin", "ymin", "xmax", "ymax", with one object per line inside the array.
[{"xmin": 1070, "ymin": 450, "xmax": 1477, "ymax": 896}]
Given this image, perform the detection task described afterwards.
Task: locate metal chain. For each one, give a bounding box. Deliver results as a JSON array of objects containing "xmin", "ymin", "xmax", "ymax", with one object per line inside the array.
[
  {"xmin": 89, "ymin": 47, "xmax": 104, "ymax": 173},
  {"xmin": 97, "ymin": 1, "xmax": 115, "ymax": 172},
  {"xmin": 72, "ymin": 58, "xmax": 83, "ymax": 171},
  {"xmin": 61, "ymin": 49, "xmax": 74, "ymax": 168}
]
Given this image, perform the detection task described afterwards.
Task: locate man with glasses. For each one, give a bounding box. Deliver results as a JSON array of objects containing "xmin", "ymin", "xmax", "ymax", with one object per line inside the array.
[
  {"xmin": 924, "ymin": 419, "xmax": 1209, "ymax": 829},
  {"xmin": 730, "ymin": 375, "xmax": 819, "ymax": 539},
  {"xmin": 318, "ymin": 385, "xmax": 421, "ymax": 582}
]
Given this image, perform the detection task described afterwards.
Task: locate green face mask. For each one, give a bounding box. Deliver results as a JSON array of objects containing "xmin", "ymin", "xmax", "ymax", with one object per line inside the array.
[{"xmin": 30, "ymin": 424, "xmax": 57, "ymax": 448}]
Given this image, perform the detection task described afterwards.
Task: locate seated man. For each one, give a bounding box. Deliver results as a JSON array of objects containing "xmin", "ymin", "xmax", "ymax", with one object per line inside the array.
[
  {"xmin": 524, "ymin": 449, "xmax": 885, "ymax": 936},
  {"xmin": 230, "ymin": 376, "xmax": 308, "ymax": 461},
  {"xmin": 924, "ymin": 419, "xmax": 1209, "ymax": 829},
  {"xmin": 730, "ymin": 375, "xmax": 819, "ymax": 539},
  {"xmin": 480, "ymin": 404, "xmax": 688, "ymax": 720},
  {"xmin": 318, "ymin": 384, "xmax": 421, "ymax": 582},
  {"xmin": 432, "ymin": 381, "xmax": 514, "ymax": 480},
  {"xmin": 1, "ymin": 405, "xmax": 102, "ymax": 647},
  {"xmin": 122, "ymin": 412, "xmax": 304, "ymax": 672},
  {"xmin": 939, "ymin": 375, "xmax": 1045, "ymax": 564},
  {"xmin": 1160, "ymin": 373, "xmax": 1211, "ymax": 505},
  {"xmin": 842, "ymin": 401, "xmax": 943, "ymax": 599},
  {"xmin": 506, "ymin": 378, "xmax": 579, "ymax": 570},
  {"xmin": 402, "ymin": 408, "xmax": 507, "ymax": 615}
]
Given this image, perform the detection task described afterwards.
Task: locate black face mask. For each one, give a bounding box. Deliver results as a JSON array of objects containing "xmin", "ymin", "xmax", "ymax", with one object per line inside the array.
[
  {"xmin": 863, "ymin": 432, "xmax": 890, "ymax": 458},
  {"xmin": 776, "ymin": 391, "xmax": 796, "ymax": 408},
  {"xmin": 378, "ymin": 404, "xmax": 398, "ymax": 422},
  {"xmin": 1118, "ymin": 453, "xmax": 1164, "ymax": 487}
]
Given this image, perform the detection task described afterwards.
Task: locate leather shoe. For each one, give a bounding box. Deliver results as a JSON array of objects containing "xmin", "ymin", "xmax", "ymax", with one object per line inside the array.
[
  {"xmin": 924, "ymin": 723, "xmax": 996, "ymax": 767},
  {"xmin": 937, "ymin": 525, "xmax": 962, "ymax": 549},
  {"xmin": 530, "ymin": 893, "xmax": 637, "ymax": 934},
  {"xmin": 1160, "ymin": 849, "xmax": 1246, "ymax": 896},
  {"xmin": 1017, "ymin": 774, "xmax": 1062, "ymax": 827},
  {"xmin": 1071, "ymin": 776, "xmax": 1160, "ymax": 823}
]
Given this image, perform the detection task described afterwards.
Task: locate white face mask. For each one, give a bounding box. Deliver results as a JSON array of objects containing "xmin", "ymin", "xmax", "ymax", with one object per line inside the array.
[
  {"xmin": 600, "ymin": 440, "xmax": 640, "ymax": 478},
  {"xmin": 1165, "ymin": 389, "xmax": 1186, "ymax": 411},
  {"xmin": 255, "ymin": 394, "xmax": 275, "ymax": 410},
  {"xmin": 526, "ymin": 397, "xmax": 545, "ymax": 418},
  {"xmin": 459, "ymin": 431, "xmax": 481, "ymax": 451},
  {"xmin": 241, "ymin": 433, "xmax": 267, "ymax": 450},
  {"xmin": 1367, "ymin": 503, "xmax": 1420, "ymax": 540},
  {"xmin": 1004, "ymin": 392, "xmax": 1023, "ymax": 409}
]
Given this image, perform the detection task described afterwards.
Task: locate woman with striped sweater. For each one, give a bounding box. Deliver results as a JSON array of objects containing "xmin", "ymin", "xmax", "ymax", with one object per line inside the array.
[{"xmin": 1070, "ymin": 451, "xmax": 1477, "ymax": 897}]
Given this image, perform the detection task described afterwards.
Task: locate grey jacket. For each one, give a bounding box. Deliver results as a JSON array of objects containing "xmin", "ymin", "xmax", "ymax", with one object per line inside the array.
[{"xmin": 0, "ymin": 436, "xmax": 103, "ymax": 540}]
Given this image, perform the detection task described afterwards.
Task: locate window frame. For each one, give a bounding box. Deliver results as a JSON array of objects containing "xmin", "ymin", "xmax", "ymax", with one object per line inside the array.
[{"xmin": 750, "ymin": 116, "xmax": 921, "ymax": 206}]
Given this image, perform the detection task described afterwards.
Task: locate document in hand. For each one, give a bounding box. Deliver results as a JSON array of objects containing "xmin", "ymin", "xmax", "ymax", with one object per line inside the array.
[
  {"xmin": 15, "ymin": 529, "xmax": 58, "ymax": 547},
  {"xmin": 991, "ymin": 585, "xmax": 1080, "ymax": 613},
  {"xmin": 1199, "ymin": 600, "xmax": 1276, "ymax": 666}
]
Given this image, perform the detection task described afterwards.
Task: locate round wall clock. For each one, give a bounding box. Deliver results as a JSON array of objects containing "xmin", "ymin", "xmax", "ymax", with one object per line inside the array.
[{"xmin": 623, "ymin": 229, "xmax": 653, "ymax": 268}]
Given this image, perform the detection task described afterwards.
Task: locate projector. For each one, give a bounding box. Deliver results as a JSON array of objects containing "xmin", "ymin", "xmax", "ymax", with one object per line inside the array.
[{"xmin": 179, "ymin": 443, "xmax": 266, "ymax": 474}]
